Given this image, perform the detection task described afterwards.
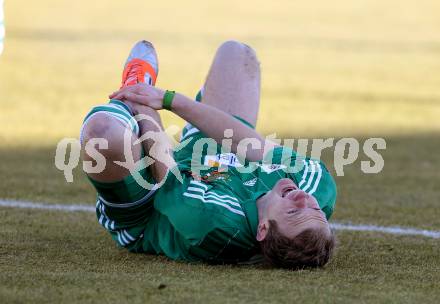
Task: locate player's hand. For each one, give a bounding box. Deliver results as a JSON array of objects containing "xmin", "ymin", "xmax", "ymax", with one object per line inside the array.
[
  {"xmin": 123, "ymin": 100, "xmax": 158, "ymax": 117},
  {"xmin": 109, "ymin": 84, "xmax": 165, "ymax": 110}
]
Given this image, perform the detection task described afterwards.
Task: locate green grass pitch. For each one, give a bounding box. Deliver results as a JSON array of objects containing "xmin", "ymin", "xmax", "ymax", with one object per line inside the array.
[{"xmin": 0, "ymin": 0, "xmax": 439, "ymax": 303}]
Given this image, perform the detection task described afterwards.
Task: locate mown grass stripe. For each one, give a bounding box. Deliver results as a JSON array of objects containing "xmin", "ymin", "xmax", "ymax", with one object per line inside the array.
[{"xmin": 1, "ymin": 199, "xmax": 440, "ymax": 238}]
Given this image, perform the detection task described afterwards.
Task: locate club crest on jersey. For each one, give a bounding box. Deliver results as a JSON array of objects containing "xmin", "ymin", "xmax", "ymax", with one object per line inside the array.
[{"xmin": 190, "ymin": 169, "xmax": 231, "ymax": 183}]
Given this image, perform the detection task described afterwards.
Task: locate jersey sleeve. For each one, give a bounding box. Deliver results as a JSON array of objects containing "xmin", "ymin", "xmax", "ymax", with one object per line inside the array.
[{"xmin": 264, "ymin": 146, "xmax": 337, "ymax": 219}]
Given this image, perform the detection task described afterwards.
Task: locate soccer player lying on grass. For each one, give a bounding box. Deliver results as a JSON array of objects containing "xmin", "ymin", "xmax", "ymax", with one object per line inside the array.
[{"xmin": 80, "ymin": 40, "xmax": 337, "ymax": 269}]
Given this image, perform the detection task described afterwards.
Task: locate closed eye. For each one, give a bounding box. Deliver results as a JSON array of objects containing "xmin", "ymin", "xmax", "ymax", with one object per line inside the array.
[
  {"xmin": 288, "ymin": 208, "xmax": 321, "ymax": 214},
  {"xmin": 312, "ymin": 208, "xmax": 326, "ymax": 215},
  {"xmin": 287, "ymin": 209, "xmax": 299, "ymax": 214}
]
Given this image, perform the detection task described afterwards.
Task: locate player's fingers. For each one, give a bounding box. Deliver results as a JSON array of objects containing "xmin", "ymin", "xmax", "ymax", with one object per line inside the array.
[
  {"xmin": 109, "ymin": 88, "xmax": 126, "ymax": 99},
  {"xmin": 109, "ymin": 86, "xmax": 137, "ymax": 99},
  {"xmin": 121, "ymin": 92, "xmax": 149, "ymax": 105},
  {"xmin": 131, "ymin": 83, "xmax": 150, "ymax": 92},
  {"xmin": 109, "ymin": 91, "xmax": 118, "ymax": 98},
  {"xmin": 108, "ymin": 89, "xmax": 126, "ymax": 100}
]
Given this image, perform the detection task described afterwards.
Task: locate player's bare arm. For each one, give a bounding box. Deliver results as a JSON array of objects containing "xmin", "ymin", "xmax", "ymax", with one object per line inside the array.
[
  {"xmin": 110, "ymin": 84, "xmax": 278, "ymax": 161},
  {"xmin": 125, "ymin": 101, "xmax": 176, "ymax": 182}
]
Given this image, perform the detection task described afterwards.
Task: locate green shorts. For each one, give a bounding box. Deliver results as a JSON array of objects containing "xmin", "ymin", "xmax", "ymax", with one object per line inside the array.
[{"xmin": 87, "ymin": 166, "xmax": 154, "ymax": 204}]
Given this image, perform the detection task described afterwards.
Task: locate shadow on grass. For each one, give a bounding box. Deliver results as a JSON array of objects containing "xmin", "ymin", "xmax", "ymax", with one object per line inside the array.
[{"xmin": 0, "ymin": 132, "xmax": 439, "ymax": 229}]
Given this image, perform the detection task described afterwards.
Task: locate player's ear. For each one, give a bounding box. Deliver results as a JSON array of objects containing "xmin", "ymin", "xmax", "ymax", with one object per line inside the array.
[{"xmin": 256, "ymin": 219, "xmax": 270, "ymax": 241}]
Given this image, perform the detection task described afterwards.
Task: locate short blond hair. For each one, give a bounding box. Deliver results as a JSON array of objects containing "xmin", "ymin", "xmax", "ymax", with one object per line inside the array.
[{"xmin": 260, "ymin": 220, "xmax": 336, "ymax": 269}]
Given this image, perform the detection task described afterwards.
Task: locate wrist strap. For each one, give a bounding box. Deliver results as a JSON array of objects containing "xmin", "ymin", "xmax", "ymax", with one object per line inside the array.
[{"xmin": 163, "ymin": 90, "xmax": 175, "ymax": 110}]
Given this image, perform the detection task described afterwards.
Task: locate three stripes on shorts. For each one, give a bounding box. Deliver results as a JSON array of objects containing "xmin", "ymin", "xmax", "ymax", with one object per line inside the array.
[{"xmin": 96, "ymin": 200, "xmax": 137, "ymax": 247}]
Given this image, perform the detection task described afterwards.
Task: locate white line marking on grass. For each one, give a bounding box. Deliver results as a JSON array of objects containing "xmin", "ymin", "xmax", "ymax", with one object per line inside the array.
[
  {"xmin": 330, "ymin": 222, "xmax": 440, "ymax": 239},
  {"xmin": 0, "ymin": 199, "xmax": 95, "ymax": 212},
  {"xmin": 1, "ymin": 199, "xmax": 440, "ymax": 239}
]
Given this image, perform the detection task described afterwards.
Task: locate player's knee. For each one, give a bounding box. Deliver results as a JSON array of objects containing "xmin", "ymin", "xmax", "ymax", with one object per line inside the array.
[
  {"xmin": 217, "ymin": 40, "xmax": 260, "ymax": 76},
  {"xmin": 218, "ymin": 40, "xmax": 257, "ymax": 58},
  {"xmin": 217, "ymin": 40, "xmax": 260, "ymax": 78},
  {"xmin": 217, "ymin": 40, "xmax": 248, "ymax": 59},
  {"xmin": 82, "ymin": 114, "xmax": 113, "ymax": 142},
  {"xmin": 81, "ymin": 114, "xmax": 129, "ymax": 159},
  {"xmin": 218, "ymin": 40, "xmax": 244, "ymax": 53}
]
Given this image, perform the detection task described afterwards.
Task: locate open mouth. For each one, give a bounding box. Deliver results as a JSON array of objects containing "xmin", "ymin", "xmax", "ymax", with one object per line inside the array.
[{"xmin": 281, "ymin": 186, "xmax": 296, "ymax": 198}]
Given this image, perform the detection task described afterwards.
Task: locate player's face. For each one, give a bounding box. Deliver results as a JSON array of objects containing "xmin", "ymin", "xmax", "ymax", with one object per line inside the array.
[{"xmin": 262, "ymin": 178, "xmax": 330, "ymax": 237}]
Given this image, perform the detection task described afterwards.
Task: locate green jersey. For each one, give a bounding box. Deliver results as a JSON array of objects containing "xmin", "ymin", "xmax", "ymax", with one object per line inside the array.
[{"xmin": 95, "ymin": 131, "xmax": 337, "ymax": 264}]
